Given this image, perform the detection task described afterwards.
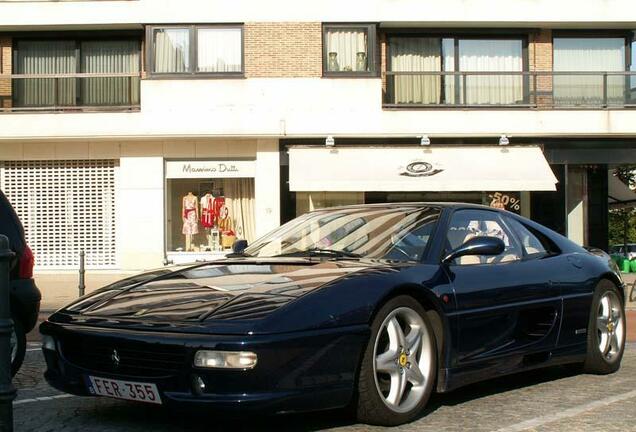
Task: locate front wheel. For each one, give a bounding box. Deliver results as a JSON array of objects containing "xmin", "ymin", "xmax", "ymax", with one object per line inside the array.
[
  {"xmin": 356, "ymin": 296, "xmax": 437, "ymax": 426},
  {"xmin": 583, "ymin": 280, "xmax": 625, "ymax": 374}
]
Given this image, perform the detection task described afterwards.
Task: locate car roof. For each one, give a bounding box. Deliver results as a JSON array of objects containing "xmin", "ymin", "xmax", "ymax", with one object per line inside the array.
[{"xmin": 310, "ymin": 202, "xmax": 500, "ymax": 212}]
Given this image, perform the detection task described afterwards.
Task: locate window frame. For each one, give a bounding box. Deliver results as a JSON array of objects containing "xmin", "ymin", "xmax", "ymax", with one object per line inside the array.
[
  {"xmin": 322, "ymin": 23, "xmax": 378, "ymax": 78},
  {"xmin": 11, "ymin": 34, "xmax": 142, "ymax": 108},
  {"xmin": 146, "ymin": 24, "xmax": 244, "ymax": 79},
  {"xmin": 385, "ymin": 31, "xmax": 529, "ymax": 105},
  {"xmin": 442, "ymin": 208, "xmax": 524, "ymax": 266}
]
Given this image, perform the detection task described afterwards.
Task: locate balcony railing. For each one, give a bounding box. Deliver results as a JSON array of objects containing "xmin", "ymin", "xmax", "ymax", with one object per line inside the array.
[
  {"xmin": 384, "ymin": 71, "xmax": 636, "ymax": 109},
  {"xmin": 0, "ymin": 72, "xmax": 141, "ymax": 112}
]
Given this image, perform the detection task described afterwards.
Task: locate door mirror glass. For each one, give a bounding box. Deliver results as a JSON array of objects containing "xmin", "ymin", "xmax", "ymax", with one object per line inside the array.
[
  {"xmin": 231, "ymin": 239, "xmax": 248, "ymax": 255},
  {"xmin": 443, "ymin": 236, "xmax": 505, "ymax": 264}
]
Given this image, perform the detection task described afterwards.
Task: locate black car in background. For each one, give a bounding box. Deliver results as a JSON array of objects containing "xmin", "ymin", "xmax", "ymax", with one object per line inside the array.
[{"xmin": 0, "ymin": 190, "xmax": 41, "ymax": 375}]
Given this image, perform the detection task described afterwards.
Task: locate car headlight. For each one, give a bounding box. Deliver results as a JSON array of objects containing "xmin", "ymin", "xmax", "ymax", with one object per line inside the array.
[
  {"xmin": 42, "ymin": 334, "xmax": 56, "ymax": 352},
  {"xmin": 193, "ymin": 350, "xmax": 257, "ymax": 370}
]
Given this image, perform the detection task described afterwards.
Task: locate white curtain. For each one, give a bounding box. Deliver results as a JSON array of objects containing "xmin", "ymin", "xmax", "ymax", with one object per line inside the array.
[
  {"xmin": 154, "ymin": 28, "xmax": 190, "ymax": 73},
  {"xmin": 14, "ymin": 40, "xmax": 77, "ymax": 107},
  {"xmin": 390, "ymin": 37, "xmax": 441, "ymax": 104},
  {"xmin": 459, "ymin": 39, "xmax": 523, "ymax": 105},
  {"xmin": 553, "ymin": 38, "xmax": 626, "ymax": 106},
  {"xmin": 326, "ymin": 29, "xmax": 367, "ymax": 72},
  {"xmin": 197, "ymin": 28, "xmax": 242, "ymax": 73},
  {"xmin": 223, "ymin": 179, "xmax": 255, "ymax": 242},
  {"xmin": 81, "ymin": 41, "xmax": 140, "ymax": 106}
]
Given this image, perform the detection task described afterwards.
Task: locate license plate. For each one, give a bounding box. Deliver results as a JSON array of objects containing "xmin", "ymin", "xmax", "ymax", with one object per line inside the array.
[{"xmin": 85, "ymin": 376, "xmax": 162, "ymax": 405}]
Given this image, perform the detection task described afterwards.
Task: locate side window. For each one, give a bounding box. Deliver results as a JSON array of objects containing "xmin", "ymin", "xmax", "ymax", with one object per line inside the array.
[
  {"xmin": 504, "ymin": 217, "xmax": 549, "ymax": 258},
  {"xmin": 446, "ymin": 209, "xmax": 521, "ymax": 266}
]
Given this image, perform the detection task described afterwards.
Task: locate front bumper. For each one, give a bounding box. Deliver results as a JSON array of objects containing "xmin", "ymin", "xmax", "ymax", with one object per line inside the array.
[{"xmin": 40, "ymin": 321, "xmax": 368, "ymax": 413}]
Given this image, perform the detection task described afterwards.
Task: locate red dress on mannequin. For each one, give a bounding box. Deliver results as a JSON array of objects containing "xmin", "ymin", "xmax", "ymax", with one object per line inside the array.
[
  {"xmin": 200, "ymin": 194, "xmax": 215, "ymax": 228},
  {"xmin": 212, "ymin": 196, "xmax": 225, "ymax": 227}
]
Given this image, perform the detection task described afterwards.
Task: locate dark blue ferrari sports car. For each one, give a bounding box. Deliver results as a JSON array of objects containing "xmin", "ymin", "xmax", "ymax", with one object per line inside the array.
[{"xmin": 40, "ymin": 203, "xmax": 626, "ymax": 426}]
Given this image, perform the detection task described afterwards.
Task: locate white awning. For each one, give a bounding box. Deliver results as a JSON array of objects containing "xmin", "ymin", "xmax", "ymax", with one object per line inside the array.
[
  {"xmin": 608, "ymin": 171, "xmax": 636, "ymax": 209},
  {"xmin": 289, "ymin": 146, "xmax": 557, "ymax": 192}
]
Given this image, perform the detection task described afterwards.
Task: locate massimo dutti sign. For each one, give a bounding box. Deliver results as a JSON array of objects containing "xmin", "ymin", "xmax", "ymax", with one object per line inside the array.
[{"xmin": 166, "ymin": 161, "xmax": 256, "ymax": 179}]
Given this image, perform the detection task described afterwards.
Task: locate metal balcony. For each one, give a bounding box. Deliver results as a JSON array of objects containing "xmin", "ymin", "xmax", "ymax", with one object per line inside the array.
[
  {"xmin": 0, "ymin": 72, "xmax": 141, "ymax": 113},
  {"xmin": 384, "ymin": 71, "xmax": 636, "ymax": 109}
]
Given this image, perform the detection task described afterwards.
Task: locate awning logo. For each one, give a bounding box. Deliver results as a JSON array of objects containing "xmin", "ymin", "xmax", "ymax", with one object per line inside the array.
[{"xmin": 399, "ymin": 160, "xmax": 444, "ymax": 177}]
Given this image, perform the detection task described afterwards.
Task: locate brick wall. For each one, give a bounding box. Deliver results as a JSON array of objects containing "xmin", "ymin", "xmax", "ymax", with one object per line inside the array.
[
  {"xmin": 529, "ymin": 29, "xmax": 553, "ymax": 108},
  {"xmin": 0, "ymin": 37, "xmax": 11, "ymax": 109},
  {"xmin": 244, "ymin": 22, "xmax": 322, "ymax": 78}
]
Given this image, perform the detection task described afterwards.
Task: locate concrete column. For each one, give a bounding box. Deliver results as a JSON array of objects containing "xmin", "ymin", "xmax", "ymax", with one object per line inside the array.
[
  {"xmin": 566, "ymin": 166, "xmax": 587, "ymax": 246},
  {"xmin": 254, "ymin": 139, "xmax": 280, "ymax": 238},
  {"xmin": 117, "ymin": 156, "xmax": 165, "ymax": 270}
]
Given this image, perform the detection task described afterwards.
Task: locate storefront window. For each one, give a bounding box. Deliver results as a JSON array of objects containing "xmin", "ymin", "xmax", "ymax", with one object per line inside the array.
[
  {"xmin": 296, "ymin": 192, "xmax": 364, "ymax": 216},
  {"xmin": 166, "ymin": 177, "xmax": 255, "ymax": 253}
]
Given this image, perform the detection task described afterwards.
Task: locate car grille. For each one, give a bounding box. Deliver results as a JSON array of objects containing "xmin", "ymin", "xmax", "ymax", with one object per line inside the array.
[{"xmin": 60, "ymin": 334, "xmax": 188, "ymax": 378}]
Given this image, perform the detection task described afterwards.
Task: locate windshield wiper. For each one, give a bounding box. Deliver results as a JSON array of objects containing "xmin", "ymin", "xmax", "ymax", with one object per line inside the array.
[{"xmin": 275, "ymin": 248, "xmax": 362, "ymax": 259}]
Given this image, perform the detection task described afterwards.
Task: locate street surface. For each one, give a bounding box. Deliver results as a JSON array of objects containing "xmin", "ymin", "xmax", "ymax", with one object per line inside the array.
[{"xmin": 12, "ymin": 342, "xmax": 636, "ymax": 431}]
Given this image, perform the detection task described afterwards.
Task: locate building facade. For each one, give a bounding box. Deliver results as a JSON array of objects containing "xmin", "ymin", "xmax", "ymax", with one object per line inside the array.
[{"xmin": 0, "ymin": 0, "xmax": 634, "ymax": 271}]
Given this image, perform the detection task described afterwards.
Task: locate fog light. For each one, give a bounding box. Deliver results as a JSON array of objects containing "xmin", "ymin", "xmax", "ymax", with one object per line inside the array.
[
  {"xmin": 194, "ymin": 350, "xmax": 257, "ymax": 370},
  {"xmin": 42, "ymin": 335, "xmax": 56, "ymax": 352}
]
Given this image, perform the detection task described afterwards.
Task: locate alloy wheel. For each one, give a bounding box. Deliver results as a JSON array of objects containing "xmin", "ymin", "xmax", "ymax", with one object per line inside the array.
[
  {"xmin": 372, "ymin": 307, "xmax": 433, "ymax": 414},
  {"xmin": 596, "ymin": 291, "xmax": 624, "ymax": 362}
]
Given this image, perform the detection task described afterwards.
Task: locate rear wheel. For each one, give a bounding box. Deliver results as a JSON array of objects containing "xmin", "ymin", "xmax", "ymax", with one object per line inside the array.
[
  {"xmin": 356, "ymin": 296, "xmax": 436, "ymax": 426},
  {"xmin": 583, "ymin": 280, "xmax": 625, "ymax": 374}
]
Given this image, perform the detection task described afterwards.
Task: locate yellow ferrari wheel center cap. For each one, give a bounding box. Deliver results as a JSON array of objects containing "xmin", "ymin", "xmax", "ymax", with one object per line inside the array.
[
  {"xmin": 607, "ymin": 322, "xmax": 615, "ymax": 332},
  {"xmin": 399, "ymin": 353, "xmax": 408, "ymax": 367}
]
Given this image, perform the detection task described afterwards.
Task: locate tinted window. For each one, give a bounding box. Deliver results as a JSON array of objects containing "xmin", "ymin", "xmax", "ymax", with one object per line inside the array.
[
  {"xmin": 504, "ymin": 217, "xmax": 548, "ymax": 257},
  {"xmin": 246, "ymin": 206, "xmax": 440, "ymax": 262},
  {"xmin": 446, "ymin": 209, "xmax": 521, "ymax": 265}
]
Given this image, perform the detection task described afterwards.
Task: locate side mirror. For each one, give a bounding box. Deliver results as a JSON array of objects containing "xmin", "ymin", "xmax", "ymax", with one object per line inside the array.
[
  {"xmin": 442, "ymin": 236, "xmax": 505, "ymax": 264},
  {"xmin": 228, "ymin": 239, "xmax": 248, "ymax": 257}
]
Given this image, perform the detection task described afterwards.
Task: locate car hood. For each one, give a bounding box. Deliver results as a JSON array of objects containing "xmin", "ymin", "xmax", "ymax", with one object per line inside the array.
[{"xmin": 59, "ymin": 258, "xmax": 405, "ymax": 324}]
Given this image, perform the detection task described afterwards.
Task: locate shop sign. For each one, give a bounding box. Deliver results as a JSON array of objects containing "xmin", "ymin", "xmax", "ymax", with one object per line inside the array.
[
  {"xmin": 166, "ymin": 161, "xmax": 256, "ymax": 179},
  {"xmin": 488, "ymin": 192, "xmax": 521, "ymax": 214}
]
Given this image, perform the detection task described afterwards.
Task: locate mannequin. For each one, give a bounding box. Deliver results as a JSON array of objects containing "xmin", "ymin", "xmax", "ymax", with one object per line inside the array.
[
  {"xmin": 200, "ymin": 192, "xmax": 216, "ymax": 250},
  {"xmin": 182, "ymin": 192, "xmax": 199, "ymax": 251}
]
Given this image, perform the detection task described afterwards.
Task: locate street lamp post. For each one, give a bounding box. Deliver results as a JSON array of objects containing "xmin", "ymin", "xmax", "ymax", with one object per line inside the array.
[{"xmin": 0, "ymin": 235, "xmax": 16, "ymax": 432}]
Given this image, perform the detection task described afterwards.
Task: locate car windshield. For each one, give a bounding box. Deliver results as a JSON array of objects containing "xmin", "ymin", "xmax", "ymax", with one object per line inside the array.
[{"xmin": 245, "ymin": 206, "xmax": 440, "ymax": 262}]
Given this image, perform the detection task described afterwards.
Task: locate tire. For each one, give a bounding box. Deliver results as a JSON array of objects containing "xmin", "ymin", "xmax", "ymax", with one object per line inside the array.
[
  {"xmin": 356, "ymin": 295, "xmax": 437, "ymax": 426},
  {"xmin": 582, "ymin": 280, "xmax": 626, "ymax": 375},
  {"xmin": 10, "ymin": 315, "xmax": 26, "ymax": 377}
]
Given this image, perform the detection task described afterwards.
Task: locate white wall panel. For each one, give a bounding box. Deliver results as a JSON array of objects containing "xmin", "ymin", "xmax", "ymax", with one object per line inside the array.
[
  {"xmin": 0, "ymin": 79, "xmax": 635, "ymax": 140},
  {"xmin": 0, "ymin": 0, "xmax": 635, "ymax": 28}
]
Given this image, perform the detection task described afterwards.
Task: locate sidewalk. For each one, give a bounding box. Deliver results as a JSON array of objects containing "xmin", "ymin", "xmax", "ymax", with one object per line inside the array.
[{"xmin": 35, "ymin": 271, "xmax": 133, "ymax": 313}]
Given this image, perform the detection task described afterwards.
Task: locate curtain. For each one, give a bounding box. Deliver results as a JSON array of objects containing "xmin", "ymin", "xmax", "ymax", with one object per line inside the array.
[
  {"xmin": 390, "ymin": 37, "xmax": 441, "ymax": 104},
  {"xmin": 553, "ymin": 38, "xmax": 626, "ymax": 106},
  {"xmin": 14, "ymin": 40, "xmax": 77, "ymax": 107},
  {"xmin": 325, "ymin": 29, "xmax": 368, "ymax": 72},
  {"xmin": 154, "ymin": 28, "xmax": 190, "ymax": 73},
  {"xmin": 459, "ymin": 39, "xmax": 523, "ymax": 105},
  {"xmin": 223, "ymin": 178, "xmax": 255, "ymax": 242},
  {"xmin": 81, "ymin": 41, "xmax": 140, "ymax": 106},
  {"xmin": 197, "ymin": 28, "xmax": 242, "ymax": 73}
]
